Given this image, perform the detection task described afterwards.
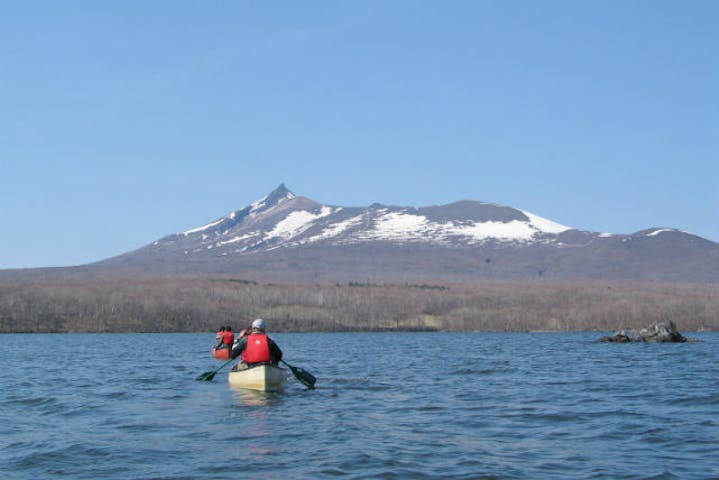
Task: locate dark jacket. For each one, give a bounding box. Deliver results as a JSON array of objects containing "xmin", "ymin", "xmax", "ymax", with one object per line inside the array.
[{"xmin": 230, "ymin": 333, "xmax": 283, "ymax": 364}]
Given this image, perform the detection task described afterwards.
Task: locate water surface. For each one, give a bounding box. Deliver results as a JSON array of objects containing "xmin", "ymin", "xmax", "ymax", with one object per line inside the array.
[{"xmin": 1, "ymin": 332, "xmax": 717, "ymax": 479}]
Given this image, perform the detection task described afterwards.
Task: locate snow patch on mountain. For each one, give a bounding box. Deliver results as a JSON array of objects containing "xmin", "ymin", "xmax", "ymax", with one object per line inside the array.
[
  {"xmin": 347, "ymin": 209, "xmax": 571, "ymax": 244},
  {"xmin": 308, "ymin": 213, "xmax": 364, "ymax": 242},
  {"xmin": 216, "ymin": 232, "xmax": 259, "ymax": 247},
  {"xmin": 446, "ymin": 220, "xmax": 537, "ymax": 241},
  {"xmin": 520, "ymin": 210, "xmax": 570, "ymax": 234},
  {"xmin": 183, "ymin": 218, "xmax": 225, "ymax": 236},
  {"xmin": 372, "ymin": 212, "xmax": 430, "ymax": 240},
  {"xmin": 265, "ymin": 206, "xmax": 336, "ymax": 240},
  {"xmin": 646, "ymin": 228, "xmax": 674, "ymax": 237}
]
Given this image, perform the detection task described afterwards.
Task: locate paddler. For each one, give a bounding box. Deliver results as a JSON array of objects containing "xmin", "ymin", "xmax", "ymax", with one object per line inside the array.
[
  {"xmin": 230, "ymin": 318, "xmax": 283, "ymax": 368},
  {"xmin": 221, "ymin": 325, "xmax": 235, "ymax": 349},
  {"xmin": 214, "ymin": 326, "xmax": 225, "ymax": 349}
]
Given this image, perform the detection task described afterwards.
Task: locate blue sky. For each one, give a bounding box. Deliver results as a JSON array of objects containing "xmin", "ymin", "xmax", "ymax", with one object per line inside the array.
[{"xmin": 2, "ymin": 1, "xmax": 717, "ymax": 269}]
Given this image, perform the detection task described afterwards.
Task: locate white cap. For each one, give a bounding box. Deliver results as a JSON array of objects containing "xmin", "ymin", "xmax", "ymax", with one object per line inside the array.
[{"xmin": 251, "ymin": 318, "xmax": 266, "ymax": 331}]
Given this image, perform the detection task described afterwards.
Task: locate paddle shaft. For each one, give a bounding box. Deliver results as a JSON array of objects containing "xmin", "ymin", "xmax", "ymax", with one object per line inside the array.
[{"xmin": 196, "ymin": 358, "xmax": 234, "ymax": 381}]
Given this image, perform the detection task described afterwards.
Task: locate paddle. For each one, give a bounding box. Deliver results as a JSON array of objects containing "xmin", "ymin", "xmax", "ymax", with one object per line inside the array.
[
  {"xmin": 198, "ymin": 327, "xmax": 251, "ymax": 380},
  {"xmin": 196, "ymin": 358, "xmax": 234, "ymax": 381},
  {"xmin": 281, "ymin": 360, "xmax": 316, "ymax": 389}
]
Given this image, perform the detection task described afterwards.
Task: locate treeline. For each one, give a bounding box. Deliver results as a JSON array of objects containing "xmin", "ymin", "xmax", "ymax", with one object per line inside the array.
[{"xmin": 0, "ymin": 278, "xmax": 717, "ymax": 333}]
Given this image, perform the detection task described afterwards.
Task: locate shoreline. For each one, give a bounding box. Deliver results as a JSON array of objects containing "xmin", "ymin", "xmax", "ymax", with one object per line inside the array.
[{"xmin": 2, "ymin": 278, "xmax": 717, "ymax": 334}]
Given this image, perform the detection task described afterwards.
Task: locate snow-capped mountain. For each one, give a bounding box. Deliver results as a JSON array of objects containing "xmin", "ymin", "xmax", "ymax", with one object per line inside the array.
[
  {"xmin": 98, "ymin": 184, "xmax": 719, "ymax": 283},
  {"xmin": 164, "ymin": 184, "xmax": 573, "ymax": 254}
]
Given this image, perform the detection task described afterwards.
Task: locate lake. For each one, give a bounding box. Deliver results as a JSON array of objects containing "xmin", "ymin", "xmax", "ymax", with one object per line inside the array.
[{"xmin": 1, "ymin": 332, "xmax": 717, "ymax": 479}]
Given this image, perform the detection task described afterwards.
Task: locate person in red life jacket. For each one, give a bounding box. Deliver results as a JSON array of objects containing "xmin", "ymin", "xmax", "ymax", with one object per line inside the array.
[
  {"xmin": 215, "ymin": 326, "xmax": 225, "ymax": 349},
  {"xmin": 230, "ymin": 318, "xmax": 283, "ymax": 367},
  {"xmin": 221, "ymin": 326, "xmax": 235, "ymax": 349}
]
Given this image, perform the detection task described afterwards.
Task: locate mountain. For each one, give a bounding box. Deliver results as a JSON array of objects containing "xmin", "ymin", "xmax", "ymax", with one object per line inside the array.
[{"xmin": 93, "ymin": 184, "xmax": 719, "ymax": 283}]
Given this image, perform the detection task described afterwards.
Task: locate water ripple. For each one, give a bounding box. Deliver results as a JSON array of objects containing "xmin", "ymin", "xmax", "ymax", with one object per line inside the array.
[{"xmin": 0, "ymin": 332, "xmax": 717, "ymax": 480}]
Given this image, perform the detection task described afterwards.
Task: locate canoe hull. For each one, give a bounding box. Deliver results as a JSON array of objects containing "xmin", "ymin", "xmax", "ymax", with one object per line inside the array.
[
  {"xmin": 228, "ymin": 364, "xmax": 286, "ymax": 392},
  {"xmin": 211, "ymin": 348, "xmax": 231, "ymax": 360}
]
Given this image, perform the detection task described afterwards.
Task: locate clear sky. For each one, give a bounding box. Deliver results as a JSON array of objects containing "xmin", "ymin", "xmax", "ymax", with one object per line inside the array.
[{"xmin": 2, "ymin": 1, "xmax": 717, "ymax": 269}]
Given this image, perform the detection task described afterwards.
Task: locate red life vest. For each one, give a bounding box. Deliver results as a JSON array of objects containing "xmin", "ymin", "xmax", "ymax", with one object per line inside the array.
[
  {"xmin": 223, "ymin": 330, "xmax": 235, "ymax": 346},
  {"xmin": 241, "ymin": 333, "xmax": 271, "ymax": 363}
]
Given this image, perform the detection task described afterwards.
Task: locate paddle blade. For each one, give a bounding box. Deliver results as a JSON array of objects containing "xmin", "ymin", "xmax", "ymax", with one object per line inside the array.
[
  {"xmin": 196, "ymin": 358, "xmax": 234, "ymax": 381},
  {"xmin": 196, "ymin": 370, "xmax": 218, "ymax": 381},
  {"xmin": 287, "ymin": 364, "xmax": 316, "ymax": 389}
]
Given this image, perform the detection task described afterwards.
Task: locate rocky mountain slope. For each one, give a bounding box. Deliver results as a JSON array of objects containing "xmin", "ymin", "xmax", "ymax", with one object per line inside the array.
[{"xmin": 92, "ymin": 184, "xmax": 719, "ymax": 283}]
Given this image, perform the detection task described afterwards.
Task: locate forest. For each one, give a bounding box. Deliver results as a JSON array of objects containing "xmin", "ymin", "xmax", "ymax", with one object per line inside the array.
[{"xmin": 0, "ymin": 277, "xmax": 717, "ymax": 333}]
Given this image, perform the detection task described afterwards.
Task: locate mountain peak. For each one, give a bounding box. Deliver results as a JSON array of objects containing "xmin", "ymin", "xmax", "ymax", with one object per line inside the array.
[
  {"xmin": 250, "ymin": 184, "xmax": 296, "ymax": 213},
  {"xmin": 267, "ymin": 183, "xmax": 293, "ymax": 202}
]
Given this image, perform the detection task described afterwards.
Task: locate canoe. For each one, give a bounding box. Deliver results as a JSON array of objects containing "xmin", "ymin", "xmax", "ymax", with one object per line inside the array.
[
  {"xmin": 228, "ymin": 363, "xmax": 286, "ymax": 392},
  {"xmin": 211, "ymin": 347, "xmax": 231, "ymax": 360}
]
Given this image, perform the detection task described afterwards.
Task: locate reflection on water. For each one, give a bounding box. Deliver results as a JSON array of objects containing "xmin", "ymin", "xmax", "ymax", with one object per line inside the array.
[{"xmin": 230, "ymin": 387, "xmax": 280, "ymax": 406}]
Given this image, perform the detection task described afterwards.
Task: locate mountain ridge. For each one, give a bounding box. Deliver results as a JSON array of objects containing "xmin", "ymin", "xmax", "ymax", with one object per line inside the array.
[{"xmin": 83, "ymin": 184, "xmax": 719, "ymax": 283}]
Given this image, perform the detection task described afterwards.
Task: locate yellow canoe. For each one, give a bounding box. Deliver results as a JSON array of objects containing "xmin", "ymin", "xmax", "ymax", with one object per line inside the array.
[{"xmin": 228, "ymin": 363, "xmax": 286, "ymax": 392}]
